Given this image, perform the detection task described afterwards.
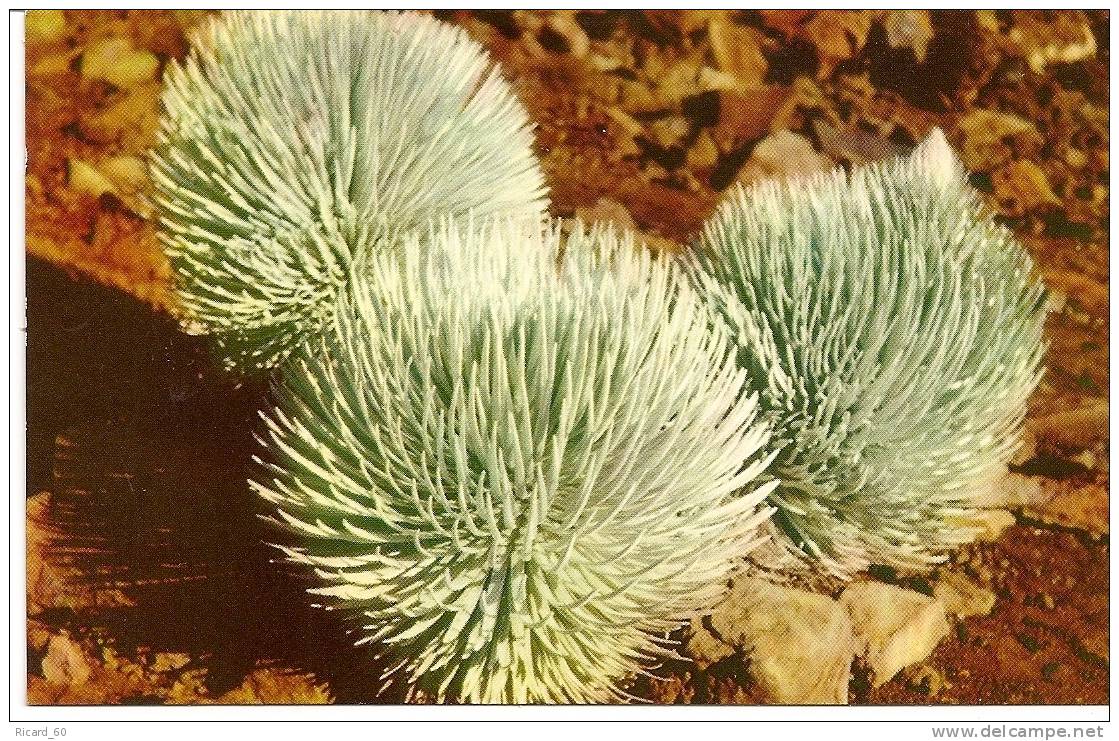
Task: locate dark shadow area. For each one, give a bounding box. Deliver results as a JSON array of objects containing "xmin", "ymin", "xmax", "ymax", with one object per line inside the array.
[
  {"xmin": 1012, "ymin": 451, "xmax": 1097, "ymax": 480},
  {"xmin": 27, "ymin": 258, "xmax": 409, "ymax": 703},
  {"xmin": 27, "ymin": 257, "xmax": 265, "ymax": 494}
]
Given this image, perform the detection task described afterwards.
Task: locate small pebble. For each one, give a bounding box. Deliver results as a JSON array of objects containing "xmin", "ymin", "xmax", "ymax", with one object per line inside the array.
[
  {"xmin": 687, "ymin": 131, "xmax": 720, "ymax": 170},
  {"xmin": 1071, "ymin": 450, "xmax": 1096, "ymax": 470},
  {"xmin": 42, "ymin": 634, "xmax": 91, "ymax": 687},
  {"xmin": 26, "ymin": 9, "xmax": 66, "ymax": 45},
  {"xmin": 646, "ymin": 115, "xmax": 689, "ymax": 149},
  {"xmin": 81, "ymin": 36, "xmax": 159, "ymax": 89},
  {"xmin": 545, "ymin": 13, "xmax": 590, "ymax": 58},
  {"xmin": 97, "ymin": 156, "xmax": 149, "ymax": 194},
  {"xmin": 67, "ymin": 158, "xmax": 116, "ymax": 199}
]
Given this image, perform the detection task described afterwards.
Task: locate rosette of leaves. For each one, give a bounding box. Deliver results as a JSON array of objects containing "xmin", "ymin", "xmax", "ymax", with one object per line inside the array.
[
  {"xmin": 151, "ymin": 10, "xmax": 547, "ymax": 372},
  {"xmin": 253, "ymin": 218, "xmax": 777, "ymax": 703},
  {"xmin": 688, "ymin": 129, "xmax": 1046, "ymax": 579}
]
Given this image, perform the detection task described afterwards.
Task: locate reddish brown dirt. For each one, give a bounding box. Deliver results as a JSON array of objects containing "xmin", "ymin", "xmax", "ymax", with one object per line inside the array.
[{"xmin": 867, "ymin": 527, "xmax": 1108, "ymax": 705}]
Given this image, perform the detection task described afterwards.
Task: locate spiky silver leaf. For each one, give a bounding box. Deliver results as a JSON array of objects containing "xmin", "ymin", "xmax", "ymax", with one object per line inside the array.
[
  {"xmin": 689, "ymin": 129, "xmax": 1047, "ymax": 579},
  {"xmin": 151, "ymin": 10, "xmax": 547, "ymax": 372},
  {"xmin": 253, "ymin": 218, "xmax": 777, "ymax": 703}
]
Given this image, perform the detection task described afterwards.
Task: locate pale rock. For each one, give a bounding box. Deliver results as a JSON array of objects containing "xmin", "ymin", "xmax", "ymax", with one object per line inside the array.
[
  {"xmin": 1044, "ymin": 287, "xmax": 1068, "ymax": 315},
  {"xmin": 81, "ymin": 37, "xmax": 158, "ymax": 88},
  {"xmin": 26, "ymin": 9, "xmax": 67, "ymax": 45},
  {"xmin": 910, "ymin": 128, "xmax": 962, "ymax": 191},
  {"xmin": 973, "ymin": 469, "xmax": 1107, "ymax": 537},
  {"xmin": 639, "ymin": 43, "xmax": 667, "ymax": 80},
  {"xmin": 545, "ymin": 13, "xmax": 590, "ymax": 58},
  {"xmin": 92, "ymin": 156, "xmax": 154, "ymax": 217},
  {"xmin": 841, "ymin": 582, "xmax": 950, "ymax": 687},
  {"xmin": 589, "ymin": 53, "xmax": 621, "ymax": 73},
  {"xmin": 78, "ymin": 82, "xmax": 161, "ymax": 152},
  {"xmin": 512, "ymin": 10, "xmax": 543, "ymax": 33},
  {"xmin": 1071, "ymin": 450, "xmax": 1097, "ymax": 471},
  {"xmin": 1001, "ymin": 473, "xmax": 1045, "ymax": 508},
  {"xmin": 972, "ymin": 470, "xmax": 1041, "ymax": 508},
  {"xmin": 882, "ymin": 10, "xmax": 934, "ymax": 62},
  {"xmin": 602, "ymin": 106, "xmax": 644, "ymax": 139},
  {"xmin": 1064, "ymin": 148, "xmax": 1087, "ymax": 169},
  {"xmin": 574, "ymin": 198, "xmax": 637, "ymax": 232},
  {"xmin": 657, "ymin": 61, "xmax": 706, "ymax": 106},
  {"xmin": 736, "ymin": 130, "xmax": 833, "ymax": 187},
  {"xmin": 30, "ymin": 51, "xmax": 79, "ymax": 77},
  {"xmin": 646, "ymin": 115, "xmax": 690, "ymax": 149},
  {"xmin": 1008, "ymin": 11, "xmax": 1097, "ymax": 73},
  {"xmin": 1029, "ymin": 399, "xmax": 1108, "ymax": 451},
  {"xmin": 661, "ymin": 10, "xmax": 722, "ymax": 36},
  {"xmin": 1025, "ymin": 480, "xmax": 1108, "ymax": 538},
  {"xmin": 1010, "ymin": 427, "xmax": 1039, "ymax": 466},
  {"xmin": 745, "ymin": 535, "xmax": 815, "ymax": 581},
  {"xmin": 687, "ymin": 130, "xmax": 720, "ymax": 171},
  {"xmin": 687, "ymin": 576, "xmax": 858, "ymax": 704},
  {"xmin": 609, "ymin": 134, "xmax": 642, "ymax": 162},
  {"xmin": 708, "ymin": 20, "xmax": 767, "ymax": 86},
  {"xmin": 640, "ymin": 161, "xmax": 670, "ymax": 182},
  {"xmin": 933, "ymin": 571, "xmax": 997, "ymax": 618},
  {"xmin": 970, "ymin": 509, "xmax": 1018, "ymax": 542},
  {"xmin": 151, "ymin": 653, "xmax": 192, "ymax": 674},
  {"xmin": 105, "ymin": 49, "xmax": 159, "ymax": 89},
  {"xmin": 696, "ymin": 66, "xmax": 740, "ymax": 93},
  {"xmin": 66, "ymin": 158, "xmax": 117, "ymax": 199},
  {"xmin": 42, "ymin": 634, "xmax": 91, "ymax": 687},
  {"xmin": 683, "ymin": 621, "xmax": 734, "ymax": 670},
  {"xmin": 96, "ymin": 156, "xmax": 149, "ymax": 194},
  {"xmin": 976, "ymin": 10, "xmax": 1001, "ymax": 34}
]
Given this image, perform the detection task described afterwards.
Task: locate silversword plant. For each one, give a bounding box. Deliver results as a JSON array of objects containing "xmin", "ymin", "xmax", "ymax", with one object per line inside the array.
[
  {"xmin": 152, "ymin": 10, "xmax": 546, "ymax": 372},
  {"xmin": 689, "ymin": 129, "xmax": 1046, "ymax": 579},
  {"xmin": 254, "ymin": 218, "xmax": 777, "ymax": 702}
]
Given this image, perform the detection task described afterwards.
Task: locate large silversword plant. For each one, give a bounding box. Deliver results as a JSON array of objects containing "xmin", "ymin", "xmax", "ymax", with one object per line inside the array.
[
  {"xmin": 253, "ymin": 219, "xmax": 777, "ymax": 702},
  {"xmin": 688, "ymin": 129, "xmax": 1046, "ymax": 580},
  {"xmin": 151, "ymin": 10, "xmax": 546, "ymax": 372}
]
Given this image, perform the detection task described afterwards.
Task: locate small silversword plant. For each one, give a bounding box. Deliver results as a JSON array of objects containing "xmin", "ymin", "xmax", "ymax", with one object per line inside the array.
[
  {"xmin": 254, "ymin": 218, "xmax": 777, "ymax": 702},
  {"xmin": 689, "ymin": 129, "xmax": 1046, "ymax": 579},
  {"xmin": 152, "ymin": 10, "xmax": 546, "ymax": 372}
]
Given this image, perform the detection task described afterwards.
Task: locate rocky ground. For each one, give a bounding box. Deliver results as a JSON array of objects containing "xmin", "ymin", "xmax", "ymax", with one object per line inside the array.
[{"xmin": 24, "ymin": 10, "xmax": 1108, "ymax": 705}]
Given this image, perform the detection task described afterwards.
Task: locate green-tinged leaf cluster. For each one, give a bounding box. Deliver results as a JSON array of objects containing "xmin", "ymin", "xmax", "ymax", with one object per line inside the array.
[
  {"xmin": 689, "ymin": 130, "xmax": 1047, "ymax": 579},
  {"xmin": 253, "ymin": 219, "xmax": 776, "ymax": 702},
  {"xmin": 152, "ymin": 10, "xmax": 546, "ymax": 372}
]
